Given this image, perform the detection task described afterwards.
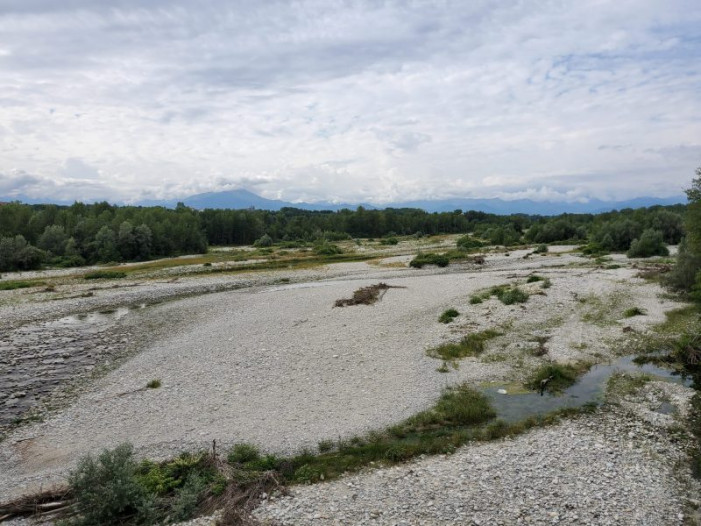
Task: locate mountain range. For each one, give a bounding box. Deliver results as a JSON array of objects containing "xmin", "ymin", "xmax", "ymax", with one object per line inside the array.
[{"xmin": 2, "ymin": 188, "xmax": 686, "ymax": 216}]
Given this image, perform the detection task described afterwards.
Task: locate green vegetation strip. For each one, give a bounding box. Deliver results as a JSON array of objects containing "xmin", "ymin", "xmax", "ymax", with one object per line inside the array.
[
  {"xmin": 0, "ymin": 280, "xmax": 43, "ymax": 291},
  {"xmin": 1, "ymin": 385, "xmax": 597, "ymax": 525}
]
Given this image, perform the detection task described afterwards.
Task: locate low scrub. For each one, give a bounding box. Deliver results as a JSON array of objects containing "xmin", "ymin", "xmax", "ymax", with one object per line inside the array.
[
  {"xmin": 84, "ymin": 270, "xmax": 127, "ymax": 280},
  {"xmin": 409, "ymin": 253, "xmax": 449, "ymax": 268},
  {"xmin": 313, "ymin": 242, "xmax": 343, "ymax": 256},
  {"xmin": 426, "ymin": 329, "xmax": 501, "ymax": 361}
]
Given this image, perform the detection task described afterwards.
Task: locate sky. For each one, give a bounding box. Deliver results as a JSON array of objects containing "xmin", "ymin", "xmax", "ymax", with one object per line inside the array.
[{"xmin": 0, "ymin": 0, "xmax": 700, "ymax": 205}]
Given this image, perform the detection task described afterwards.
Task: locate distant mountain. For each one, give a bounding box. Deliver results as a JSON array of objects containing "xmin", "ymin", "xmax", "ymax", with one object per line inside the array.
[
  {"xmin": 386, "ymin": 196, "xmax": 687, "ymax": 215},
  {"xmin": 149, "ymin": 190, "xmax": 686, "ymax": 215},
  {"xmin": 152, "ymin": 188, "xmax": 375, "ymax": 212},
  {"xmin": 1, "ymin": 189, "xmax": 686, "ymax": 215}
]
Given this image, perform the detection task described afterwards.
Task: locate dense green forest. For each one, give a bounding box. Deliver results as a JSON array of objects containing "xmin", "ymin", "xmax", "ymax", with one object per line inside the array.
[{"xmin": 0, "ymin": 199, "xmax": 687, "ymax": 272}]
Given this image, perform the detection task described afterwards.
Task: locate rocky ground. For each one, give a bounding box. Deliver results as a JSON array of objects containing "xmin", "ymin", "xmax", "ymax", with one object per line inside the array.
[{"xmin": 0, "ymin": 242, "xmax": 697, "ymax": 525}]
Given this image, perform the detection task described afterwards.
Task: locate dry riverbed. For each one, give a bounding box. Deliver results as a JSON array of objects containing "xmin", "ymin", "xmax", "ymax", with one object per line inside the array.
[{"xmin": 0, "ymin": 243, "xmax": 698, "ymax": 524}]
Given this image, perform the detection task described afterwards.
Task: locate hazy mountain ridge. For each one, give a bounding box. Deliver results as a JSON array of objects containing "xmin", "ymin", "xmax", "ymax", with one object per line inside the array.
[{"xmin": 1, "ymin": 188, "xmax": 686, "ymax": 215}]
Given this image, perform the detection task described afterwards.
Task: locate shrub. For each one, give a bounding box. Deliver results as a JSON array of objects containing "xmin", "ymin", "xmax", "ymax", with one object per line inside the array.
[
  {"xmin": 84, "ymin": 270, "xmax": 127, "ymax": 280},
  {"xmin": 664, "ymin": 238, "xmax": 701, "ymax": 292},
  {"xmin": 227, "ymin": 443, "xmax": 261, "ymax": 464},
  {"xmin": 456, "ymin": 236, "xmax": 484, "ymax": 250},
  {"xmin": 526, "ymin": 275, "xmax": 544, "ymax": 283},
  {"xmin": 438, "ymin": 308, "xmax": 460, "ymax": 323},
  {"xmin": 68, "ymin": 443, "xmax": 154, "ymax": 525},
  {"xmin": 624, "ymin": 307, "xmax": 645, "ymax": 317},
  {"xmin": 380, "ymin": 237, "xmax": 399, "ymax": 245},
  {"xmin": 317, "ymin": 440, "xmax": 334, "ymax": 453},
  {"xmin": 497, "ymin": 287, "xmax": 529, "ymax": 305},
  {"xmin": 146, "ymin": 379, "xmax": 161, "ymax": 389},
  {"xmin": 469, "ymin": 295, "xmax": 483, "ymax": 304},
  {"xmin": 410, "ymin": 253, "xmax": 449, "ymax": 268},
  {"xmin": 533, "ymin": 244, "xmax": 548, "ymax": 254},
  {"xmin": 314, "ymin": 243, "xmax": 343, "ymax": 256},
  {"xmin": 253, "ymin": 234, "xmax": 273, "ymax": 247},
  {"xmin": 627, "ymin": 229, "xmax": 669, "ymax": 258}
]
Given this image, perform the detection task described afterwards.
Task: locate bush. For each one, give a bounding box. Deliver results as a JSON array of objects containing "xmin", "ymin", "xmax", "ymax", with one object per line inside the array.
[
  {"xmin": 624, "ymin": 307, "xmax": 645, "ymax": 317},
  {"xmin": 496, "ymin": 287, "xmax": 529, "ymax": 305},
  {"xmin": 410, "ymin": 253, "xmax": 449, "ymax": 268},
  {"xmin": 146, "ymin": 379, "xmax": 161, "ymax": 389},
  {"xmin": 456, "ymin": 236, "xmax": 484, "ymax": 250},
  {"xmin": 469, "ymin": 295, "xmax": 483, "ymax": 304},
  {"xmin": 533, "ymin": 244, "xmax": 548, "ymax": 254},
  {"xmin": 627, "ymin": 229, "xmax": 669, "ymax": 258},
  {"xmin": 68, "ymin": 443, "xmax": 154, "ymax": 525},
  {"xmin": 314, "ymin": 243, "xmax": 343, "ymax": 256},
  {"xmin": 664, "ymin": 238, "xmax": 701, "ymax": 292},
  {"xmin": 253, "ymin": 234, "xmax": 273, "ymax": 247},
  {"xmin": 84, "ymin": 270, "xmax": 127, "ymax": 280}
]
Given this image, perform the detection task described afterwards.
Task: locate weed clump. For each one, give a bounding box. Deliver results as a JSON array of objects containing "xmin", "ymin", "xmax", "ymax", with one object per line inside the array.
[
  {"xmin": 469, "ymin": 295, "xmax": 483, "ymax": 304},
  {"xmin": 313, "ymin": 243, "xmax": 343, "ymax": 256},
  {"xmin": 426, "ymin": 329, "xmax": 501, "ymax": 361},
  {"xmin": 409, "ymin": 253, "xmax": 449, "ymax": 268},
  {"xmin": 438, "ymin": 308, "xmax": 460, "ymax": 324},
  {"xmin": 624, "ymin": 307, "xmax": 646, "ymax": 318},
  {"xmin": 146, "ymin": 379, "xmax": 161, "ymax": 389},
  {"xmin": 84, "ymin": 270, "xmax": 127, "ymax": 280}
]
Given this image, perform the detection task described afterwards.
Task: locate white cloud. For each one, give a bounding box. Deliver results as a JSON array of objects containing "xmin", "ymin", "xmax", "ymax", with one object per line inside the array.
[{"xmin": 0, "ymin": 0, "xmax": 699, "ymax": 204}]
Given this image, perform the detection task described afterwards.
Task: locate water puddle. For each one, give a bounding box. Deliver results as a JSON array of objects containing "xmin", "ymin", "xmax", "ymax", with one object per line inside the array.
[{"xmin": 484, "ymin": 355, "xmax": 692, "ymax": 423}]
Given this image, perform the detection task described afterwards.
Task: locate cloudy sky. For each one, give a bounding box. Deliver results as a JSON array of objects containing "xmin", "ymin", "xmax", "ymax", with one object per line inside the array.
[{"xmin": 0, "ymin": 0, "xmax": 699, "ymax": 205}]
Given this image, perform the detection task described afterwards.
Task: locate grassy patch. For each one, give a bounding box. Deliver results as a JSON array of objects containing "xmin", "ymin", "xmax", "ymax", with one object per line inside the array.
[
  {"xmin": 427, "ymin": 329, "xmax": 501, "ymax": 361},
  {"xmin": 0, "ymin": 280, "xmax": 41, "ymax": 291},
  {"xmin": 527, "ymin": 275, "xmax": 545, "ymax": 283},
  {"xmin": 525, "ymin": 363, "xmax": 588, "ymax": 394},
  {"xmin": 146, "ymin": 379, "xmax": 161, "ymax": 389},
  {"xmin": 438, "ymin": 308, "xmax": 459, "ymax": 323},
  {"xmin": 580, "ymin": 291, "xmax": 627, "ymax": 326},
  {"xmin": 469, "ymin": 295, "xmax": 483, "ymax": 304},
  {"xmin": 84, "ymin": 270, "xmax": 127, "ymax": 280},
  {"xmin": 606, "ymin": 372, "xmax": 652, "ymax": 399}
]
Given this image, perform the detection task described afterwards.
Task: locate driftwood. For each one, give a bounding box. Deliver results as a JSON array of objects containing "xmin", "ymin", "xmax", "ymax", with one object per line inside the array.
[
  {"xmin": 334, "ymin": 283, "xmax": 404, "ymax": 307},
  {"xmin": 0, "ymin": 487, "xmax": 74, "ymax": 522}
]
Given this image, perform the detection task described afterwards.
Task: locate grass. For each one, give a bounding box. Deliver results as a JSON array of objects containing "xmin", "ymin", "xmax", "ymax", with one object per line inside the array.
[
  {"xmin": 624, "ymin": 306, "xmax": 646, "ymax": 317},
  {"xmin": 525, "ymin": 363, "xmax": 589, "ymax": 394},
  {"xmin": 438, "ymin": 308, "xmax": 459, "ymax": 323},
  {"xmin": 606, "ymin": 372, "xmax": 652, "ymax": 399},
  {"xmin": 469, "ymin": 295, "xmax": 483, "ymax": 304},
  {"xmin": 0, "ymin": 280, "xmax": 42, "ymax": 291},
  {"xmin": 426, "ymin": 329, "xmax": 501, "ymax": 361},
  {"xmin": 84, "ymin": 270, "xmax": 127, "ymax": 280},
  {"xmin": 146, "ymin": 379, "xmax": 161, "ymax": 389}
]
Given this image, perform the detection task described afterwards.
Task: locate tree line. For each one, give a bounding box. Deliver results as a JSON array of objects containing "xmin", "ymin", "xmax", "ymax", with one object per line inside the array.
[{"xmin": 0, "ymin": 198, "xmax": 687, "ymax": 272}]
